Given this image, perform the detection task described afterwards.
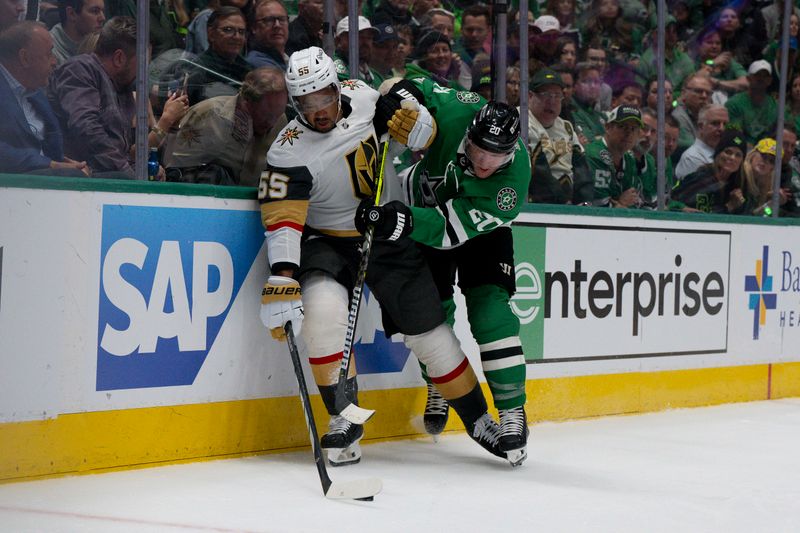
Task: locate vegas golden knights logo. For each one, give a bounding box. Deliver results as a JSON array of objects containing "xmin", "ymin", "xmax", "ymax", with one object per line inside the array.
[{"xmin": 344, "ymin": 135, "xmax": 379, "ymax": 198}]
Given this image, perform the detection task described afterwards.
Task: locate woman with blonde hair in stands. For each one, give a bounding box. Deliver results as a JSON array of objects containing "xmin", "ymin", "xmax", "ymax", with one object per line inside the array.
[{"xmin": 739, "ymin": 138, "xmax": 793, "ymax": 216}]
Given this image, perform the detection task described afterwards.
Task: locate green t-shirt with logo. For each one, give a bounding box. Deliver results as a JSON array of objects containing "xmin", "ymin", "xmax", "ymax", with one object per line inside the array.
[
  {"xmin": 585, "ymin": 138, "xmax": 642, "ymax": 207},
  {"xmin": 725, "ymin": 92, "xmax": 778, "ymax": 146}
]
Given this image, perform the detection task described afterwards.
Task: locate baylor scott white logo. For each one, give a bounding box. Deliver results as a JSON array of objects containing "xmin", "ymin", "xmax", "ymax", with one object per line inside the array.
[{"xmin": 96, "ymin": 205, "xmax": 263, "ymax": 391}]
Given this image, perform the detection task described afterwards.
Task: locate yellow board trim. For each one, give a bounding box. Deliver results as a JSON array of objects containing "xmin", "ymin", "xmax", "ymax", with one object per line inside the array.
[{"xmin": 2, "ymin": 362, "xmax": 799, "ymax": 483}]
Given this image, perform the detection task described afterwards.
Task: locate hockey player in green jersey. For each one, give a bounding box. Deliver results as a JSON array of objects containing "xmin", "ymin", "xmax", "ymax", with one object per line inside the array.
[{"xmin": 356, "ymin": 78, "xmax": 532, "ymax": 466}]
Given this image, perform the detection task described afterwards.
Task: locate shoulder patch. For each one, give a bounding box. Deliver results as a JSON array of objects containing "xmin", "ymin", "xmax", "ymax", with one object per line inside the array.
[
  {"xmin": 340, "ymin": 79, "xmax": 362, "ymax": 90},
  {"xmin": 456, "ymin": 91, "xmax": 481, "ymax": 104},
  {"xmin": 278, "ymin": 127, "xmax": 303, "ymax": 146},
  {"xmin": 599, "ymin": 149, "xmax": 612, "ymax": 166},
  {"xmin": 335, "ymin": 60, "xmax": 348, "ymax": 75},
  {"xmin": 496, "ymin": 187, "xmax": 518, "ymax": 211}
]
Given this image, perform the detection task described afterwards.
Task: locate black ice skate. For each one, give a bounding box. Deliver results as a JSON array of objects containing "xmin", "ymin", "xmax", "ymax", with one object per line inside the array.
[
  {"xmin": 465, "ymin": 413, "xmax": 504, "ymax": 458},
  {"xmin": 320, "ymin": 415, "xmax": 364, "ymax": 467},
  {"xmin": 424, "ymin": 382, "xmax": 449, "ymax": 436},
  {"xmin": 499, "ymin": 406, "xmax": 529, "ymax": 467}
]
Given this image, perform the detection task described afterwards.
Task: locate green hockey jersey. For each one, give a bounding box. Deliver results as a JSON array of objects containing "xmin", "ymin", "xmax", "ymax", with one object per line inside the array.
[{"xmin": 401, "ymin": 78, "xmax": 532, "ymax": 248}]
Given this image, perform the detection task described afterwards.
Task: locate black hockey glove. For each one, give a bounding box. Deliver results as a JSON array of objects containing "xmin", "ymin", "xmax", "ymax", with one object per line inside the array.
[{"xmin": 355, "ymin": 199, "xmax": 413, "ymax": 241}]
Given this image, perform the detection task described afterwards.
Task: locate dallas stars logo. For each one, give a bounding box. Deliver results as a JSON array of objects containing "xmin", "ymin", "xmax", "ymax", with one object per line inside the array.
[
  {"xmin": 340, "ymin": 79, "xmax": 361, "ymax": 90},
  {"xmin": 278, "ymin": 127, "xmax": 302, "ymax": 146},
  {"xmin": 497, "ymin": 187, "xmax": 518, "ymax": 211}
]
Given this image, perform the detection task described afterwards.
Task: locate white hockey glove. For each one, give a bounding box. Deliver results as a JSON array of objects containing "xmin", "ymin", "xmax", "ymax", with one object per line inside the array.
[
  {"xmin": 388, "ymin": 99, "xmax": 437, "ymax": 151},
  {"xmin": 260, "ymin": 276, "xmax": 303, "ymax": 341}
]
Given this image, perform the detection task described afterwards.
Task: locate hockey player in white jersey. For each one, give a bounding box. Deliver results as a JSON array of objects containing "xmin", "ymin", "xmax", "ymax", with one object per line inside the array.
[{"xmin": 258, "ymin": 47, "xmax": 504, "ymax": 466}]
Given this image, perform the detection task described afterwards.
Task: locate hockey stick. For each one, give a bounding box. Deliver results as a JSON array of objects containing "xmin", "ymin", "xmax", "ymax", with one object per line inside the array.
[
  {"xmin": 283, "ymin": 322, "xmax": 382, "ymax": 500},
  {"xmin": 333, "ymin": 140, "xmax": 390, "ymax": 424}
]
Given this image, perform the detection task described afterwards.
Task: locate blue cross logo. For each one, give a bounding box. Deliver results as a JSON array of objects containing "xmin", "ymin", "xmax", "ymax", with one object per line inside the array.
[{"xmin": 744, "ymin": 245, "xmax": 777, "ymax": 340}]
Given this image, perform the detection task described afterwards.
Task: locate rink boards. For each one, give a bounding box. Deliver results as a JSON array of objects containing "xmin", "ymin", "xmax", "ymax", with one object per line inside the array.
[{"xmin": 1, "ymin": 176, "xmax": 800, "ymax": 481}]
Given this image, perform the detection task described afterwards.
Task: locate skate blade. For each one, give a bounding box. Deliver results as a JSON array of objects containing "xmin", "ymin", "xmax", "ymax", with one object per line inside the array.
[
  {"xmin": 327, "ymin": 443, "xmax": 362, "ymax": 467},
  {"xmin": 505, "ymin": 447, "xmax": 527, "ymax": 467}
]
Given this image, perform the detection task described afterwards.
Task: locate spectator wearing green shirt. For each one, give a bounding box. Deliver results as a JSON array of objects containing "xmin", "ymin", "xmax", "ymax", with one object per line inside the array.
[
  {"xmin": 571, "ymin": 61, "xmax": 607, "ymax": 144},
  {"xmin": 586, "ymin": 105, "xmax": 644, "ymax": 207},
  {"xmin": 692, "ymin": 28, "xmax": 748, "ymax": 99},
  {"xmin": 637, "ymin": 16, "xmax": 695, "ymax": 93},
  {"xmin": 726, "ymin": 60, "xmax": 778, "ymax": 147}
]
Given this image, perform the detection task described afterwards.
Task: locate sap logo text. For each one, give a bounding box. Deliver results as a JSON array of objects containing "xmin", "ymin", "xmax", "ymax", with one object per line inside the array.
[
  {"xmin": 97, "ymin": 206, "xmax": 263, "ymax": 391},
  {"xmin": 101, "ymin": 239, "xmax": 233, "ymax": 355}
]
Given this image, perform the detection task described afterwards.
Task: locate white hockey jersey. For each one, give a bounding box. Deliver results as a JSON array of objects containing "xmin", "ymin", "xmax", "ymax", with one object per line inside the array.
[{"xmin": 258, "ymin": 79, "xmax": 382, "ymax": 270}]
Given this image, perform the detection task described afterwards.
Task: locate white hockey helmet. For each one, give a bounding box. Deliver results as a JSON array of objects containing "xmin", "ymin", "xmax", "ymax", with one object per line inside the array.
[{"xmin": 286, "ymin": 47, "xmax": 340, "ymax": 127}]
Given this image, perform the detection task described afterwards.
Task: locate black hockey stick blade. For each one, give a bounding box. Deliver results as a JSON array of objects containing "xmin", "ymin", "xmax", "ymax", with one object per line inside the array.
[{"xmin": 283, "ymin": 322, "xmax": 381, "ymax": 501}]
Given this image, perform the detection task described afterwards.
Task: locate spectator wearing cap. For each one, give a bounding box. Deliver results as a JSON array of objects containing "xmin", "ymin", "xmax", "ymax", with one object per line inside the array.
[
  {"xmin": 526, "ymin": 67, "xmax": 592, "ymax": 205},
  {"xmin": 586, "ymin": 104, "xmax": 644, "ymax": 208},
  {"xmin": 404, "ymin": 30, "xmax": 470, "ymax": 90},
  {"xmin": 671, "ymin": 72, "xmax": 713, "ymax": 157},
  {"xmin": 333, "ymin": 16, "xmax": 382, "ymax": 89},
  {"xmin": 528, "ymin": 15, "xmax": 561, "ymax": 73},
  {"xmin": 571, "ymin": 61, "xmax": 607, "ymax": 144},
  {"xmin": 417, "ymin": 8, "xmax": 455, "ymax": 41},
  {"xmin": 675, "ymin": 104, "xmax": 729, "ymax": 180},
  {"xmin": 371, "ymin": 23, "xmax": 399, "ymax": 80},
  {"xmin": 692, "ymin": 28, "xmax": 748, "ymax": 99},
  {"xmin": 636, "ymin": 15, "xmax": 695, "ymax": 93},
  {"xmin": 725, "ymin": 60, "xmax": 778, "ymax": 147},
  {"xmin": 672, "ymin": 129, "xmax": 746, "ymax": 214},
  {"xmin": 740, "ymin": 137, "xmax": 786, "ymax": 216},
  {"xmin": 246, "ymin": 0, "xmax": 289, "ymax": 71},
  {"xmin": 184, "ymin": 7, "xmax": 252, "ymax": 106},
  {"xmin": 371, "ymin": 0, "xmax": 419, "ymax": 34},
  {"xmin": 285, "ymin": 0, "xmax": 323, "ymax": 56},
  {"xmin": 453, "ymin": 4, "xmax": 490, "ymax": 68}
]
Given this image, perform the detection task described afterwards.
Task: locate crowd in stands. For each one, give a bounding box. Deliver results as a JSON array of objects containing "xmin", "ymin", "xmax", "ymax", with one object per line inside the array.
[{"xmin": 2, "ymin": 0, "xmax": 800, "ymax": 217}]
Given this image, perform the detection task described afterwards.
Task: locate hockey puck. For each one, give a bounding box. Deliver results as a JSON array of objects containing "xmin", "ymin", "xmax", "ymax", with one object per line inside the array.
[{"xmin": 355, "ymin": 496, "xmax": 374, "ymax": 501}]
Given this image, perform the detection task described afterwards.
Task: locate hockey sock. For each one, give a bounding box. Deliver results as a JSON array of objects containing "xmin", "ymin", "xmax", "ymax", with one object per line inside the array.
[
  {"xmin": 464, "ymin": 285, "xmax": 527, "ymax": 410},
  {"xmin": 448, "ymin": 383, "xmax": 489, "ymax": 428},
  {"xmin": 318, "ymin": 376, "xmax": 359, "ymax": 415}
]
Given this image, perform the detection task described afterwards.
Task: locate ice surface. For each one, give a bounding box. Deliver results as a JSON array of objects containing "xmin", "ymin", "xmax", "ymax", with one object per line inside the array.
[{"xmin": 1, "ymin": 399, "xmax": 799, "ymax": 532}]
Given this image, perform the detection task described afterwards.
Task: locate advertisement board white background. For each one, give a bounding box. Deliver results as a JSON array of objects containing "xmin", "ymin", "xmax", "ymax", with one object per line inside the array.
[{"xmin": 1, "ymin": 189, "xmax": 799, "ymax": 424}]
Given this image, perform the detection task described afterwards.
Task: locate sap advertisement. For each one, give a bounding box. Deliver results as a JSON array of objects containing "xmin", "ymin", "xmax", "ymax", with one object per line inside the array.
[{"xmin": 96, "ymin": 204, "xmax": 416, "ymax": 392}]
